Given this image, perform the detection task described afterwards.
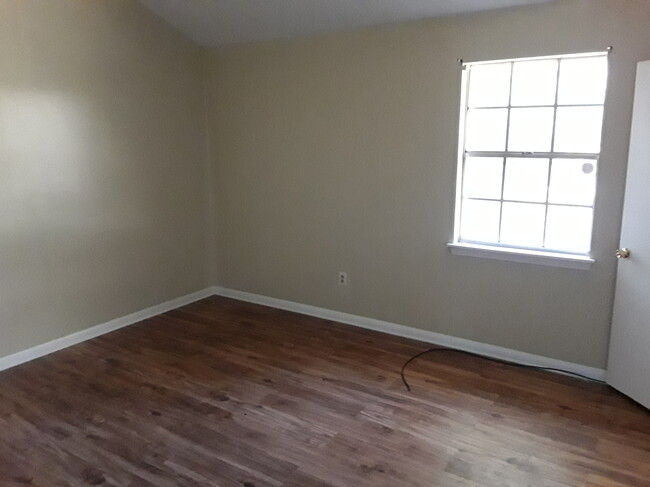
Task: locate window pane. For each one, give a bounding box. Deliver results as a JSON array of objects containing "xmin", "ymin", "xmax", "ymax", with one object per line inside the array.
[
  {"xmin": 545, "ymin": 205, "xmax": 593, "ymax": 253},
  {"xmin": 554, "ymin": 106, "xmax": 604, "ymax": 153},
  {"xmin": 511, "ymin": 59, "xmax": 558, "ymax": 106},
  {"xmin": 465, "ymin": 108, "xmax": 508, "ymax": 151},
  {"xmin": 460, "ymin": 199, "xmax": 501, "ymax": 242},
  {"xmin": 463, "ymin": 157, "xmax": 503, "ymax": 199},
  {"xmin": 548, "ymin": 159, "xmax": 597, "ymax": 206},
  {"xmin": 507, "ymin": 107, "xmax": 554, "ymax": 152},
  {"xmin": 468, "ymin": 63, "xmax": 511, "ymax": 107},
  {"xmin": 503, "ymin": 158, "xmax": 549, "ymax": 203},
  {"xmin": 500, "ymin": 202, "xmax": 545, "ymax": 247},
  {"xmin": 557, "ymin": 56, "xmax": 608, "ymax": 105}
]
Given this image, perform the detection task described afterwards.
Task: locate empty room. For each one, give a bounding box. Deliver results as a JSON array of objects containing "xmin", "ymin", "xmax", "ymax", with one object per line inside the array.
[{"xmin": 1, "ymin": 0, "xmax": 649, "ymax": 485}]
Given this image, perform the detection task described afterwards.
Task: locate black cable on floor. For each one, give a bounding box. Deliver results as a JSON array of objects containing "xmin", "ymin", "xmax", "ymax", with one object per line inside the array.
[{"xmin": 400, "ymin": 347, "xmax": 606, "ymax": 392}]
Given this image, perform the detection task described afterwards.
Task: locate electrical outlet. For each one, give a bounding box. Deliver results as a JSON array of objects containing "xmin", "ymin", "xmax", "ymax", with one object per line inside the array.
[{"xmin": 338, "ymin": 272, "xmax": 348, "ymax": 286}]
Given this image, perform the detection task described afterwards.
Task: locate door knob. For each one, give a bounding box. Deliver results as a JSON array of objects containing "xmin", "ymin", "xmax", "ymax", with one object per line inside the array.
[{"xmin": 616, "ymin": 248, "xmax": 631, "ymax": 259}]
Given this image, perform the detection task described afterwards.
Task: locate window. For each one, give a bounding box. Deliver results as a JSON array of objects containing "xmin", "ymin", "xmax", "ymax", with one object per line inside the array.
[{"xmin": 450, "ymin": 52, "xmax": 608, "ymax": 268}]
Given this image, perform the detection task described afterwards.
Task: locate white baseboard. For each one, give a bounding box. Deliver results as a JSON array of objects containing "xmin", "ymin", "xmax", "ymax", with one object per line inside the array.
[
  {"xmin": 214, "ymin": 286, "xmax": 606, "ymax": 381},
  {"xmin": 0, "ymin": 287, "xmax": 216, "ymax": 373},
  {"xmin": 0, "ymin": 285, "xmax": 606, "ymax": 382}
]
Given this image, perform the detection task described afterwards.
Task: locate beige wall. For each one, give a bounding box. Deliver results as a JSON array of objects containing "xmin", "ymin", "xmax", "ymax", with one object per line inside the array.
[
  {"xmin": 204, "ymin": 0, "xmax": 650, "ymax": 368},
  {"xmin": 3, "ymin": 0, "xmax": 649, "ymax": 369},
  {"xmin": 0, "ymin": 1, "xmax": 209, "ymax": 357}
]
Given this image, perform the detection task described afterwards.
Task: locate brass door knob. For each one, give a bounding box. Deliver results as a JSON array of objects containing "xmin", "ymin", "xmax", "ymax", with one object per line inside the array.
[{"xmin": 616, "ymin": 248, "xmax": 631, "ymax": 259}]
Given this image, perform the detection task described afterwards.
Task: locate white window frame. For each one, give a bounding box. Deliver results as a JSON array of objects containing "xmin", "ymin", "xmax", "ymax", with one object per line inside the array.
[{"xmin": 448, "ymin": 51, "xmax": 610, "ymax": 270}]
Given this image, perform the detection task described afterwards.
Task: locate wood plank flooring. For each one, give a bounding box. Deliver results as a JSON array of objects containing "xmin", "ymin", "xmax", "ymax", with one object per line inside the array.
[{"xmin": 0, "ymin": 296, "xmax": 648, "ymax": 486}]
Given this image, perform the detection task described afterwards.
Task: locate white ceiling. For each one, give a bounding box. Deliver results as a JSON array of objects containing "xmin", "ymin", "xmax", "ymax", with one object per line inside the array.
[{"xmin": 139, "ymin": 0, "xmax": 557, "ymax": 47}]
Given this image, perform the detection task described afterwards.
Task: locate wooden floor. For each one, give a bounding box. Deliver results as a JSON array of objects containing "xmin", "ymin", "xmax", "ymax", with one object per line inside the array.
[{"xmin": 0, "ymin": 297, "xmax": 649, "ymax": 487}]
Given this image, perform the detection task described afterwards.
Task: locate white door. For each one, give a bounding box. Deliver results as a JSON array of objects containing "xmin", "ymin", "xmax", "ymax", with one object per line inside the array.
[{"xmin": 607, "ymin": 60, "xmax": 650, "ymax": 409}]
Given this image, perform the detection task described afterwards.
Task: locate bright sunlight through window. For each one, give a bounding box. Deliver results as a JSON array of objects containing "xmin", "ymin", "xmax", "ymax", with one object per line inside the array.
[{"xmin": 453, "ymin": 52, "xmax": 608, "ymax": 257}]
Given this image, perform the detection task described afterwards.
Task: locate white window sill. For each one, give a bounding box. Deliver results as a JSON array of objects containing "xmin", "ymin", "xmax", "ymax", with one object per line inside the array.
[{"xmin": 447, "ymin": 242, "xmax": 594, "ymax": 270}]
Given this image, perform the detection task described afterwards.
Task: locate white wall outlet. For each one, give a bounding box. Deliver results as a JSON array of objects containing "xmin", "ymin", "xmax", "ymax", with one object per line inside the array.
[{"xmin": 338, "ymin": 271, "xmax": 348, "ymax": 286}]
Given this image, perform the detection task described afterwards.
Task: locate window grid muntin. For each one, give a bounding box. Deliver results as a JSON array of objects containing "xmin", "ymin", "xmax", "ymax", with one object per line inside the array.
[
  {"xmin": 541, "ymin": 58, "xmax": 563, "ymax": 246},
  {"xmin": 495, "ymin": 63, "xmax": 515, "ymax": 244},
  {"xmin": 458, "ymin": 53, "xmax": 607, "ymax": 255},
  {"xmin": 460, "ymin": 157, "xmax": 599, "ymax": 254}
]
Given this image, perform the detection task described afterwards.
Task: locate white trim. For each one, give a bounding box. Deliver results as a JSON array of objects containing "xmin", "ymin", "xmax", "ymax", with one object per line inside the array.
[
  {"xmin": 0, "ymin": 287, "xmax": 216, "ymax": 372},
  {"xmin": 453, "ymin": 65, "xmax": 469, "ymax": 243},
  {"xmin": 448, "ymin": 242, "xmax": 595, "ymax": 270},
  {"xmin": 1, "ymin": 285, "xmax": 606, "ymax": 382},
  {"xmin": 214, "ymin": 286, "xmax": 605, "ymax": 381},
  {"xmin": 464, "ymin": 50, "xmax": 609, "ymax": 67}
]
